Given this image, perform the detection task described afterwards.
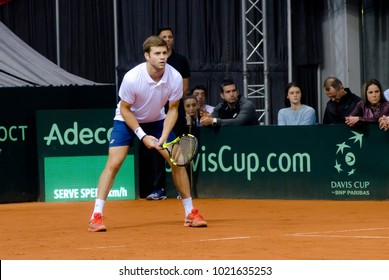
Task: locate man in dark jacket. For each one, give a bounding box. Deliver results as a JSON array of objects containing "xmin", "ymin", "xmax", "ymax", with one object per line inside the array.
[
  {"xmin": 200, "ymin": 79, "xmax": 258, "ymax": 127},
  {"xmin": 323, "ymin": 77, "xmax": 361, "ymax": 124}
]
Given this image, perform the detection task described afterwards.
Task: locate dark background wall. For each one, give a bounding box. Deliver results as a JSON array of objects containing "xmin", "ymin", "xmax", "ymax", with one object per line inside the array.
[
  {"xmin": 0, "ymin": 0, "xmax": 328, "ymax": 123},
  {"xmin": 2, "ymin": 1, "xmax": 388, "ymax": 122}
]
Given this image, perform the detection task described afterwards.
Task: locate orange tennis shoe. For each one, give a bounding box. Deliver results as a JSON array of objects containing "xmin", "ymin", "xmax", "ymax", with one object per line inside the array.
[
  {"xmin": 184, "ymin": 208, "xmax": 207, "ymax": 227},
  {"xmin": 88, "ymin": 212, "xmax": 107, "ymax": 232}
]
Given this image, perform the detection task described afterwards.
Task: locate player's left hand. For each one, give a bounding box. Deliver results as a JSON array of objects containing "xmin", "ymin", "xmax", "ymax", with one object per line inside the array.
[{"xmin": 154, "ymin": 137, "xmax": 167, "ymax": 150}]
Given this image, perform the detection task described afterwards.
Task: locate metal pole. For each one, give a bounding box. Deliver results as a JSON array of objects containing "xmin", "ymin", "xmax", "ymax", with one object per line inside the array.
[
  {"xmin": 55, "ymin": 0, "xmax": 60, "ymax": 66},
  {"xmin": 263, "ymin": 0, "xmax": 269, "ymax": 125},
  {"xmin": 287, "ymin": 0, "xmax": 292, "ymax": 82},
  {"xmin": 317, "ymin": 64, "xmax": 322, "ymax": 122},
  {"xmin": 241, "ymin": 0, "xmax": 248, "ymax": 99},
  {"xmin": 113, "ymin": 0, "xmax": 119, "ymax": 100}
]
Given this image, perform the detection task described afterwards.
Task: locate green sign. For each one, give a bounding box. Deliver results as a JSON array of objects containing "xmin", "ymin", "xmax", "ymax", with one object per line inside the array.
[
  {"xmin": 189, "ymin": 124, "xmax": 389, "ymax": 200},
  {"xmin": 44, "ymin": 155, "xmax": 135, "ymax": 202},
  {"xmin": 36, "ymin": 109, "xmax": 137, "ymax": 202}
]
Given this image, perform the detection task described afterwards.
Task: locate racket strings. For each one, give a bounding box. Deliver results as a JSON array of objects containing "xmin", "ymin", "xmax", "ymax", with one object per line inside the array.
[{"xmin": 171, "ymin": 136, "xmax": 198, "ymax": 165}]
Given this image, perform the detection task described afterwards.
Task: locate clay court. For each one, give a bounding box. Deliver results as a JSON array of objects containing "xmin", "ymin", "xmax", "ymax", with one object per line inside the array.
[{"xmin": 1, "ymin": 198, "xmax": 389, "ymax": 260}]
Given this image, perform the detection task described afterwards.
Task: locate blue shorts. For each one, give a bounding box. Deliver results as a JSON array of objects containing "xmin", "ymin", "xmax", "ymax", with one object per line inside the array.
[{"xmin": 109, "ymin": 120, "xmax": 176, "ymax": 147}]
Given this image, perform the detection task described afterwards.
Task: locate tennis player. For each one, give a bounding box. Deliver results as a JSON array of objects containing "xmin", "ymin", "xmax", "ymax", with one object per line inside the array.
[{"xmin": 88, "ymin": 36, "xmax": 207, "ymax": 232}]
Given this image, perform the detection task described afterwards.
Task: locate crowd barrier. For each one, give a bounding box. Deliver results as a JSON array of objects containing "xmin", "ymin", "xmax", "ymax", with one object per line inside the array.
[
  {"xmin": 167, "ymin": 123, "xmax": 389, "ymax": 200},
  {"xmin": 1, "ymin": 106, "xmax": 388, "ymax": 203}
]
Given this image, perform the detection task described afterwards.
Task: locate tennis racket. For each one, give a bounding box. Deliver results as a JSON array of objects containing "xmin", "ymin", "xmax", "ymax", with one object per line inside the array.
[{"xmin": 162, "ymin": 134, "xmax": 198, "ymax": 166}]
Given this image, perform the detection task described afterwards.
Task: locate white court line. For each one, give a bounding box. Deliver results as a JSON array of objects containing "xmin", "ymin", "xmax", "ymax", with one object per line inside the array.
[
  {"xmin": 77, "ymin": 237, "xmax": 261, "ymax": 250},
  {"xmin": 182, "ymin": 236, "xmax": 261, "ymax": 242},
  {"xmin": 287, "ymin": 227, "xmax": 389, "ymax": 239},
  {"xmin": 77, "ymin": 236, "xmax": 261, "ymax": 250},
  {"xmin": 289, "ymin": 234, "xmax": 389, "ymax": 239},
  {"xmin": 77, "ymin": 245, "xmax": 127, "ymax": 250}
]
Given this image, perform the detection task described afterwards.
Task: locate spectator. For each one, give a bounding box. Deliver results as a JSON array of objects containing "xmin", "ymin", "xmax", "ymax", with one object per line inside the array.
[
  {"xmin": 200, "ymin": 79, "xmax": 258, "ymax": 127},
  {"xmin": 277, "ymin": 82, "xmax": 316, "ymax": 125},
  {"xmin": 158, "ymin": 26, "xmax": 190, "ymax": 96},
  {"xmin": 345, "ymin": 79, "xmax": 389, "ymax": 127},
  {"xmin": 323, "ymin": 77, "xmax": 360, "ymax": 124},
  {"xmin": 190, "ymin": 85, "xmax": 214, "ymax": 115},
  {"xmin": 183, "ymin": 94, "xmax": 201, "ymax": 129}
]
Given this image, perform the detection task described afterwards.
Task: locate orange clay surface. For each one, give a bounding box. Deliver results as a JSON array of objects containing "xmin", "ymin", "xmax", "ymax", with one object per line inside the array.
[{"xmin": 1, "ymin": 199, "xmax": 389, "ymax": 260}]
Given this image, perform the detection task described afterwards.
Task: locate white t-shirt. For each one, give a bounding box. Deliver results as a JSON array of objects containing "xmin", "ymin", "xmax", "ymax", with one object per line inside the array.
[
  {"xmin": 204, "ymin": 104, "xmax": 215, "ymax": 114},
  {"xmin": 114, "ymin": 62, "xmax": 183, "ymax": 123}
]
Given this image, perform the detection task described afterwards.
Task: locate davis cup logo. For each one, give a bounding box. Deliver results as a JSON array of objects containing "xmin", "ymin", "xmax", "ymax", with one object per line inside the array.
[{"xmin": 334, "ymin": 131, "xmax": 363, "ymax": 176}]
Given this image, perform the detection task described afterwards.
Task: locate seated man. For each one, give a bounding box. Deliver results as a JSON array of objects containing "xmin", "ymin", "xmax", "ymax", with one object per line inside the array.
[
  {"xmin": 190, "ymin": 85, "xmax": 214, "ymax": 115},
  {"xmin": 200, "ymin": 79, "xmax": 258, "ymax": 126},
  {"xmin": 322, "ymin": 77, "xmax": 360, "ymax": 124}
]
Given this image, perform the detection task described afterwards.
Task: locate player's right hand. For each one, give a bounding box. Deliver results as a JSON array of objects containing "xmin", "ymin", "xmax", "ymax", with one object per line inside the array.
[{"xmin": 142, "ymin": 135, "xmax": 159, "ymax": 149}]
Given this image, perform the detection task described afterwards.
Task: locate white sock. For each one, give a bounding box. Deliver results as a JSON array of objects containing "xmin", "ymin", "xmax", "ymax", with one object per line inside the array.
[
  {"xmin": 91, "ymin": 198, "xmax": 105, "ymax": 219},
  {"xmin": 181, "ymin": 197, "xmax": 193, "ymax": 216}
]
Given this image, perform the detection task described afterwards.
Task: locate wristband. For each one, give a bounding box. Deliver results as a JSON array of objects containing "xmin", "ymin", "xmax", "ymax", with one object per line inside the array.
[{"xmin": 134, "ymin": 127, "xmax": 146, "ymax": 140}]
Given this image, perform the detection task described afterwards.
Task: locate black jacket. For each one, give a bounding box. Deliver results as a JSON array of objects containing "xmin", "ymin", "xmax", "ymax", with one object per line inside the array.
[
  {"xmin": 323, "ymin": 88, "xmax": 360, "ymax": 124},
  {"xmin": 212, "ymin": 96, "xmax": 258, "ymax": 126}
]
